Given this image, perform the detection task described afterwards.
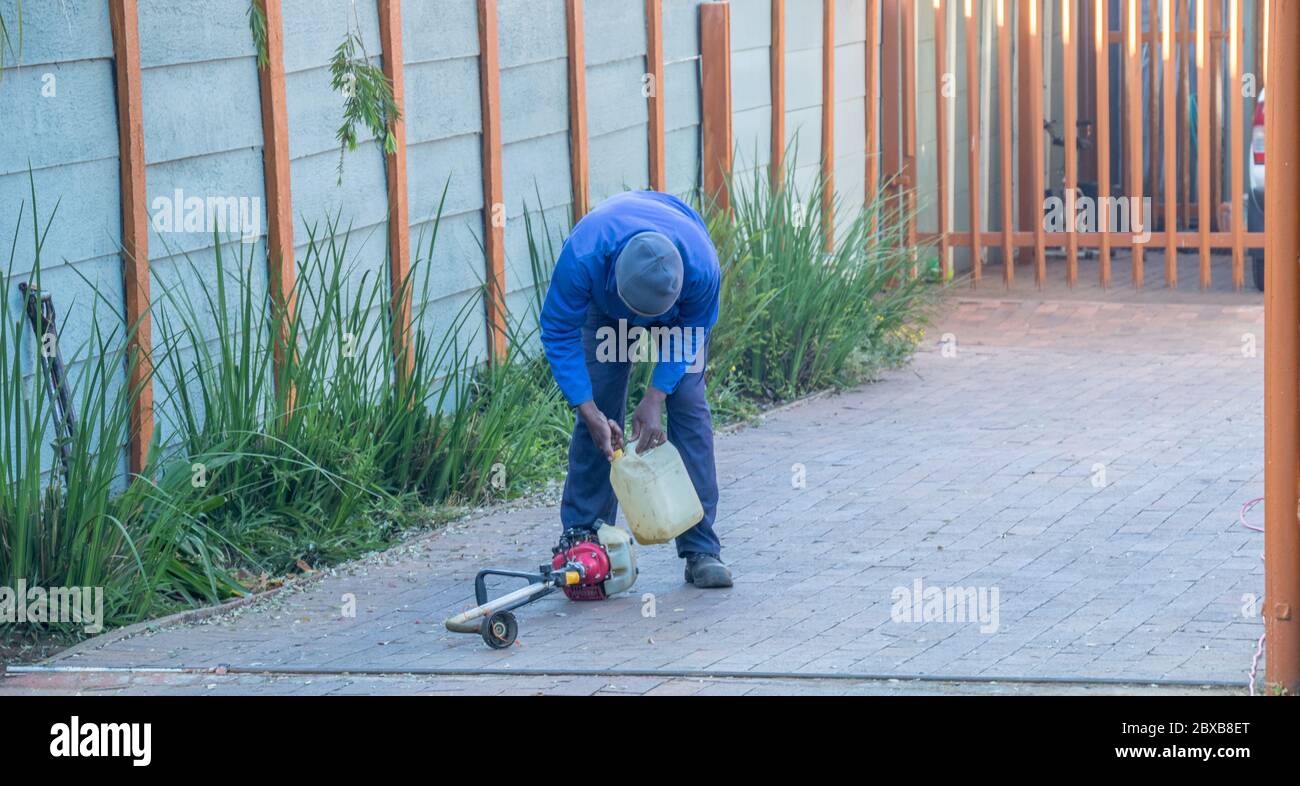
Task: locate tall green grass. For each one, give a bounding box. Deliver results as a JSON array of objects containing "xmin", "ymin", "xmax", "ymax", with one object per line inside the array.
[
  {"xmin": 3, "ymin": 184, "xmax": 571, "ymax": 631},
  {"xmin": 705, "ymin": 159, "xmax": 935, "ymax": 401},
  {"xmin": 1, "ymin": 190, "xmax": 221, "ymax": 625},
  {"xmin": 146, "ymin": 197, "xmax": 571, "ymax": 594}
]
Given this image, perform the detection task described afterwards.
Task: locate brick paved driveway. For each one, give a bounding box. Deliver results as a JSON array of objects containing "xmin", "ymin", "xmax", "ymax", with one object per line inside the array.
[{"xmin": 2, "ymin": 291, "xmax": 1266, "ymax": 695}]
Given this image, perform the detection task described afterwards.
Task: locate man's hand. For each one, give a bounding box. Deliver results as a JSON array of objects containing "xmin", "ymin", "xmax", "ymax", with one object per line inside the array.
[
  {"xmin": 630, "ymin": 387, "xmax": 668, "ymax": 454},
  {"xmin": 577, "ymin": 401, "xmax": 624, "ymax": 461}
]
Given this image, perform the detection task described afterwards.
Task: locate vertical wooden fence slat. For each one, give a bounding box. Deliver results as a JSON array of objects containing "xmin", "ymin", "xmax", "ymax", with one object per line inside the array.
[
  {"xmin": 566, "ymin": 0, "xmax": 590, "ymax": 221},
  {"xmin": 1229, "ymin": 0, "xmax": 1244, "ymax": 290},
  {"xmin": 477, "ymin": 0, "xmax": 507, "ymax": 361},
  {"xmin": 1029, "ymin": 0, "xmax": 1046, "ymax": 286},
  {"xmin": 1196, "ymin": 0, "xmax": 1210, "ymax": 289},
  {"xmin": 700, "ymin": 2, "xmax": 733, "ymax": 211},
  {"xmin": 1258, "ymin": 0, "xmax": 1268, "ymax": 91},
  {"xmin": 1263, "ymin": 0, "xmax": 1300, "ymax": 697},
  {"xmin": 901, "ymin": 0, "xmax": 917, "ymax": 262},
  {"xmin": 108, "ymin": 0, "xmax": 152, "ymax": 475},
  {"xmin": 1147, "ymin": 12, "xmax": 1159, "ymax": 203},
  {"xmin": 646, "ymin": 0, "xmax": 667, "ymax": 191},
  {"xmin": 934, "ymin": 0, "xmax": 949, "ymax": 278},
  {"xmin": 254, "ymin": 0, "xmax": 297, "ymax": 407},
  {"xmin": 1017, "ymin": 0, "xmax": 1039, "ymax": 253},
  {"xmin": 822, "ymin": 0, "xmax": 835, "ymax": 250},
  {"xmin": 997, "ymin": 0, "xmax": 1013, "ymax": 286},
  {"xmin": 1178, "ymin": 0, "xmax": 1191, "ymax": 229},
  {"xmin": 1080, "ymin": 2, "xmax": 1095, "ymax": 178},
  {"xmin": 865, "ymin": 0, "xmax": 879, "ymax": 228},
  {"xmin": 1210, "ymin": 0, "xmax": 1222, "ymax": 234},
  {"xmin": 772, "ymin": 0, "xmax": 786, "ymax": 186},
  {"xmin": 881, "ymin": 0, "xmax": 900, "ymax": 192},
  {"xmin": 1125, "ymin": 0, "xmax": 1144, "ymax": 286},
  {"xmin": 1063, "ymin": 0, "xmax": 1078, "ymax": 286},
  {"xmin": 964, "ymin": 0, "xmax": 981, "ymax": 285},
  {"xmin": 1162, "ymin": 0, "xmax": 1177, "ymax": 286},
  {"xmin": 378, "ymin": 0, "xmax": 413, "ymax": 380},
  {"xmin": 1095, "ymin": 0, "xmax": 1111, "ymax": 287}
]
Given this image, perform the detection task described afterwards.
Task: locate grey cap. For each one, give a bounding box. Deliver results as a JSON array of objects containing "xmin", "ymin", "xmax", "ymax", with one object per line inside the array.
[{"xmin": 614, "ymin": 232, "xmax": 683, "ymax": 317}]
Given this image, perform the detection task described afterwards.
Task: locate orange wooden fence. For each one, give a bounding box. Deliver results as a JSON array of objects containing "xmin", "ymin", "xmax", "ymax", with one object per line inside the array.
[
  {"xmin": 916, "ymin": 0, "xmax": 1267, "ymax": 289},
  {"xmin": 101, "ymin": 0, "xmax": 1272, "ymax": 474},
  {"xmin": 695, "ymin": 0, "xmax": 1268, "ymax": 291}
]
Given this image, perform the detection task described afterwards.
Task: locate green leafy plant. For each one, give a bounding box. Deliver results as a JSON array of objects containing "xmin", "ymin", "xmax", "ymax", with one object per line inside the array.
[
  {"xmin": 328, "ymin": 28, "xmax": 400, "ymax": 184},
  {"xmin": 1, "ymin": 177, "xmax": 224, "ymax": 629},
  {"xmin": 247, "ymin": 0, "xmax": 269, "ymax": 70}
]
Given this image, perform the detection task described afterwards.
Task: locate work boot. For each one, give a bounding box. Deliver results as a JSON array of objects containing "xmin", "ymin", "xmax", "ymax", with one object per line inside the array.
[{"xmin": 684, "ymin": 554, "xmax": 733, "ymax": 588}]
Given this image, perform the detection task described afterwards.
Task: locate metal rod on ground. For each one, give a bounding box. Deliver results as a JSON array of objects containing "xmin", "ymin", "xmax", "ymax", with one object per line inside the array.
[{"xmin": 1, "ymin": 663, "xmax": 1246, "ymax": 690}]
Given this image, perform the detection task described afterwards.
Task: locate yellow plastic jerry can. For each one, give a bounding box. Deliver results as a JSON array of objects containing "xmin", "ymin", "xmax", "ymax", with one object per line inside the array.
[{"xmin": 609, "ymin": 439, "xmax": 704, "ymax": 546}]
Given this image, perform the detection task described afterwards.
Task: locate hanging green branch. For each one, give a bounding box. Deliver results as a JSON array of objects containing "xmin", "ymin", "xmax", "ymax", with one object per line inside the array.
[
  {"xmin": 329, "ymin": 29, "xmax": 400, "ymax": 185},
  {"xmin": 247, "ymin": 0, "xmax": 269, "ymax": 71}
]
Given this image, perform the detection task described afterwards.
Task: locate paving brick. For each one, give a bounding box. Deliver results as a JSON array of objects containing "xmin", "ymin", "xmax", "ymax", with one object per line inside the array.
[{"xmin": 1, "ymin": 294, "xmax": 1266, "ymax": 695}]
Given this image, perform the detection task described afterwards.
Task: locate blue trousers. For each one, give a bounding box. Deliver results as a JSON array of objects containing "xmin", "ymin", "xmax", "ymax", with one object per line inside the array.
[{"xmin": 559, "ymin": 311, "xmax": 721, "ymax": 558}]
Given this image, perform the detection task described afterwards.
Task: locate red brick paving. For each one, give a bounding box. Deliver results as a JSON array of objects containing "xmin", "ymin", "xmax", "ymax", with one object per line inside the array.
[{"xmin": 1, "ymin": 286, "xmax": 1266, "ymax": 695}]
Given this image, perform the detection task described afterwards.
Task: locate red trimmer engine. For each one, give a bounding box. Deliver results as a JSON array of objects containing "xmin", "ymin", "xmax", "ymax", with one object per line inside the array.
[{"xmin": 551, "ymin": 531, "xmax": 613, "ymax": 601}]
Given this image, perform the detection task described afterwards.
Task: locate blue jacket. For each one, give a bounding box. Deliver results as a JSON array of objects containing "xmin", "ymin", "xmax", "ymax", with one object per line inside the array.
[{"xmin": 541, "ymin": 191, "xmax": 721, "ymax": 407}]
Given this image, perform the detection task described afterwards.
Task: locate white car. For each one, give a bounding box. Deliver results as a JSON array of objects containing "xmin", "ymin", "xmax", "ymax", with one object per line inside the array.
[{"xmin": 1249, "ymin": 89, "xmax": 1265, "ymax": 291}]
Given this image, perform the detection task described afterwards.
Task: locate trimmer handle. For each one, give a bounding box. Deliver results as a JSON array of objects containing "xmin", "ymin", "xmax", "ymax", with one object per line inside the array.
[{"xmin": 473, "ymin": 568, "xmax": 547, "ymax": 608}]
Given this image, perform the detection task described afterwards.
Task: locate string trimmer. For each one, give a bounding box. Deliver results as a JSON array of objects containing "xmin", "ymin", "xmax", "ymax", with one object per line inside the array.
[{"xmin": 444, "ymin": 523, "xmax": 637, "ymax": 648}]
